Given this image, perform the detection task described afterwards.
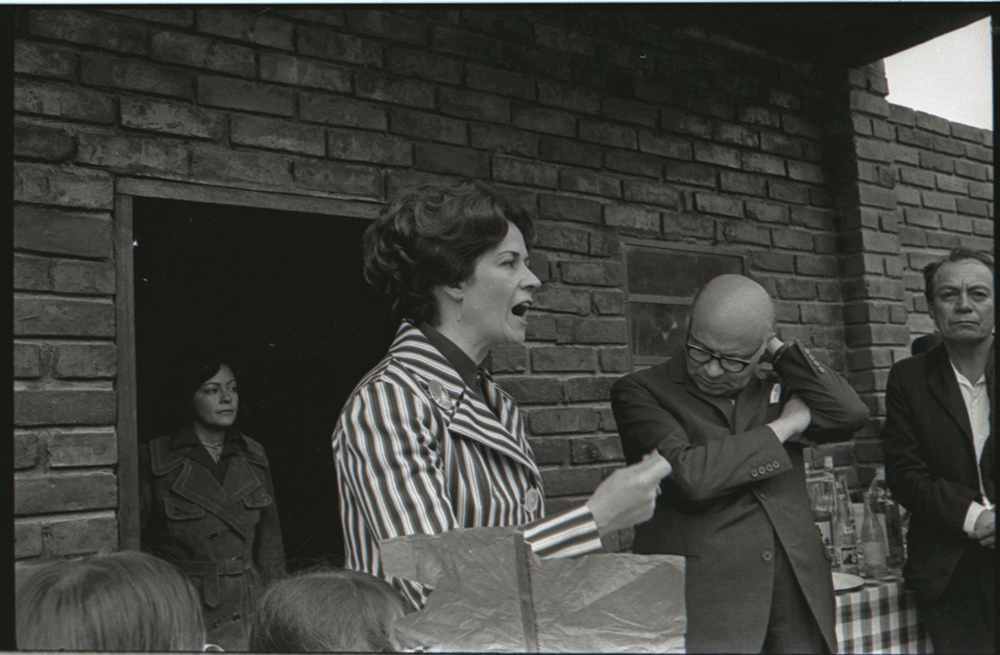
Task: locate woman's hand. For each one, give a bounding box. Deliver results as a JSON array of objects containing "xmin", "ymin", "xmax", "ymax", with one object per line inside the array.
[{"xmin": 586, "ymin": 450, "xmax": 672, "ymax": 537}]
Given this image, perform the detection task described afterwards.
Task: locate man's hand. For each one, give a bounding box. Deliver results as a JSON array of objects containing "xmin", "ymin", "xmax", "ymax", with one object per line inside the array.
[
  {"xmin": 586, "ymin": 450, "xmax": 672, "ymax": 537},
  {"xmin": 766, "ymin": 393, "xmax": 812, "ymax": 443},
  {"xmin": 972, "ymin": 508, "xmax": 995, "ymax": 548}
]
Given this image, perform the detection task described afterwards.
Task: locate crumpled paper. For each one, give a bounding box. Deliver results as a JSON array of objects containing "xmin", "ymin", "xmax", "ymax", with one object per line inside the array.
[{"xmin": 381, "ymin": 527, "xmax": 685, "ymax": 653}]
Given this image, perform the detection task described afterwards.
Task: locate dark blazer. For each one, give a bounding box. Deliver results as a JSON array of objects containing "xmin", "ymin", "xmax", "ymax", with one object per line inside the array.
[
  {"xmin": 882, "ymin": 341, "xmax": 995, "ymax": 601},
  {"xmin": 612, "ymin": 343, "xmax": 869, "ymax": 654},
  {"xmin": 139, "ymin": 428, "xmax": 286, "ymax": 651}
]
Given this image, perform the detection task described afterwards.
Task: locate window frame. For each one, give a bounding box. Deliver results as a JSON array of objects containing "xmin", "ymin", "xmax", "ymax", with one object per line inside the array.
[{"xmin": 620, "ymin": 237, "xmax": 749, "ymax": 369}]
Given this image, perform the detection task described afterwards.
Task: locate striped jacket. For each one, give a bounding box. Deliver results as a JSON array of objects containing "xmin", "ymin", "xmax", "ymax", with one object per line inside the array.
[{"xmin": 333, "ymin": 321, "xmax": 602, "ymax": 608}]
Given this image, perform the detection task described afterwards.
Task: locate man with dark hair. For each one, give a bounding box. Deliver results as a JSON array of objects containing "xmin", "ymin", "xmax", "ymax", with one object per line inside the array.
[
  {"xmin": 883, "ymin": 247, "xmax": 995, "ymax": 653},
  {"xmin": 612, "ymin": 274, "xmax": 870, "ymax": 654}
]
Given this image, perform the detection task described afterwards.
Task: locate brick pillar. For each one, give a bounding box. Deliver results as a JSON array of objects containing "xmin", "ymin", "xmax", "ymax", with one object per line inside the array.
[{"xmin": 825, "ymin": 62, "xmax": 910, "ymax": 458}]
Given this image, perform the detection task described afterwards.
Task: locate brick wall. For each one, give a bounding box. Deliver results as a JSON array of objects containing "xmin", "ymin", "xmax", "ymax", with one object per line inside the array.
[{"xmin": 12, "ymin": 7, "xmax": 993, "ymax": 563}]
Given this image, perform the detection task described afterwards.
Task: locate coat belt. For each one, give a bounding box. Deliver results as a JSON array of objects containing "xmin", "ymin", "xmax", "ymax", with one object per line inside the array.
[{"xmin": 175, "ymin": 557, "xmax": 252, "ymax": 608}]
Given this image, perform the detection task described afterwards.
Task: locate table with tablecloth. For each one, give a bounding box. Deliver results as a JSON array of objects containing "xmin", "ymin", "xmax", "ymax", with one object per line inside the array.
[{"xmin": 835, "ymin": 578, "xmax": 933, "ymax": 654}]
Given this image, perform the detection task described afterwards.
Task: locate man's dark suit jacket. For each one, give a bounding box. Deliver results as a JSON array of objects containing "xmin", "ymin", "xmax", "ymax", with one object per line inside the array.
[
  {"xmin": 611, "ymin": 343, "xmax": 869, "ymax": 654},
  {"xmin": 882, "ymin": 341, "xmax": 995, "ymax": 600}
]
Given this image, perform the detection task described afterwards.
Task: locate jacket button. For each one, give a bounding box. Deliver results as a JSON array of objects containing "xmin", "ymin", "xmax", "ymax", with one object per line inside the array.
[
  {"xmin": 758, "ymin": 466, "xmax": 766, "ymax": 475},
  {"xmin": 210, "ymin": 532, "xmax": 219, "ymax": 540},
  {"xmin": 773, "ymin": 461, "xmax": 780, "ymax": 469},
  {"xmin": 213, "ymin": 620, "xmax": 221, "ymax": 629},
  {"xmin": 232, "ymin": 614, "xmax": 241, "ymax": 622},
  {"xmin": 762, "ymin": 551, "xmax": 773, "ymax": 562},
  {"xmin": 751, "ymin": 469, "xmax": 758, "ymax": 477},
  {"xmin": 765, "ymin": 464, "xmax": 773, "ymax": 472}
]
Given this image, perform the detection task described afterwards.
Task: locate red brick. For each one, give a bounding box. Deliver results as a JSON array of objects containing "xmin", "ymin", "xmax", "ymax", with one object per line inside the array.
[
  {"xmin": 898, "ymin": 166, "xmax": 935, "ymax": 188},
  {"xmin": 968, "ymin": 181, "xmax": 992, "ymax": 200},
  {"xmin": 795, "ymin": 254, "xmax": 838, "ymax": 277},
  {"xmin": 230, "ymin": 115, "xmax": 325, "ymax": 156},
  {"xmin": 780, "ymin": 113, "xmax": 821, "ymax": 139},
  {"xmin": 738, "ymin": 105, "xmax": 781, "ymax": 128},
  {"xmin": 956, "ymin": 197, "xmax": 989, "ymax": 217},
  {"xmin": 849, "ymin": 89, "xmax": 890, "ymax": 117},
  {"xmin": 326, "ymin": 129, "xmax": 411, "ymax": 166},
  {"xmin": 47, "ymin": 430, "xmax": 118, "ymax": 467},
  {"xmin": 695, "ymin": 193, "xmax": 743, "ymax": 218},
  {"xmin": 529, "ymin": 407, "xmax": 598, "ymax": 435},
  {"xmin": 15, "ymin": 41, "xmax": 78, "ymax": 80},
  {"xmin": 15, "ymin": 206, "xmax": 112, "ymax": 258},
  {"xmin": 357, "ymin": 72, "xmax": 435, "ymax": 109},
  {"xmin": 538, "ymin": 194, "xmax": 602, "ymax": 225},
  {"xmin": 623, "ymin": 179, "xmax": 680, "ymax": 208},
  {"xmin": 577, "ymin": 120, "xmax": 636, "ymax": 149},
  {"xmin": 528, "ymin": 437, "xmax": 568, "ymax": 466},
  {"xmin": 197, "ymin": 75, "xmax": 294, "ymax": 116},
  {"xmin": 438, "ymin": 88, "xmax": 509, "ymax": 124},
  {"xmin": 489, "ymin": 345, "xmax": 528, "ymax": 373},
  {"xmin": 599, "ymin": 347, "xmax": 630, "ymax": 373},
  {"xmin": 657, "ymin": 108, "xmax": 711, "ymax": 139},
  {"xmin": 841, "ymin": 278, "xmax": 905, "ymax": 302},
  {"xmin": 498, "ymin": 376, "xmax": 562, "ymax": 405},
  {"xmin": 693, "ymin": 142, "xmax": 740, "ymax": 168},
  {"xmin": 14, "ymin": 124, "xmax": 74, "ymax": 162},
  {"xmin": 76, "ymin": 133, "xmax": 189, "ymax": 176},
  {"xmin": 776, "ymin": 278, "xmax": 816, "ymax": 300},
  {"xmin": 787, "ymin": 161, "xmax": 824, "ymax": 184},
  {"xmin": 259, "ymin": 54, "xmax": 351, "ymax": 93},
  {"xmin": 15, "ymin": 471, "xmax": 118, "ymax": 514},
  {"xmin": 903, "ymin": 207, "xmax": 939, "ymax": 228},
  {"xmin": 559, "ymin": 263, "xmax": 623, "ymax": 288},
  {"xmin": 533, "ymin": 222, "xmax": 589, "ymax": 256},
  {"xmin": 15, "ymin": 520, "xmax": 43, "ymax": 557},
  {"xmin": 720, "ymin": 171, "xmax": 767, "ymax": 197},
  {"xmin": 662, "ymin": 212, "xmax": 715, "ymax": 239},
  {"xmin": 769, "ymin": 89, "xmax": 800, "ymax": 110},
  {"xmin": 44, "ymin": 513, "xmax": 119, "ymax": 557},
  {"xmin": 293, "ymin": 160, "xmax": 381, "ymax": 196},
  {"xmin": 14, "ymin": 296, "xmax": 114, "ymax": 338},
  {"xmin": 15, "ymin": 79, "xmax": 114, "ymax": 124},
  {"xmin": 954, "ymin": 159, "xmax": 989, "ymax": 181},
  {"xmin": 533, "ymin": 285, "xmax": 590, "ymax": 314},
  {"xmin": 752, "ymin": 250, "xmax": 795, "ymax": 273},
  {"xmin": 538, "ymin": 79, "xmax": 600, "ymax": 115},
  {"xmin": 432, "ymin": 24, "xmax": 503, "ymax": 62},
  {"xmin": 714, "ymin": 122, "xmax": 759, "ymax": 148},
  {"xmin": 570, "ymin": 436, "xmax": 625, "ymax": 464},
  {"xmin": 560, "ymin": 170, "xmax": 621, "ymax": 198},
  {"xmin": 386, "ymin": 47, "xmax": 462, "ymax": 85},
  {"xmin": 53, "ymin": 343, "xmax": 117, "ymax": 379},
  {"xmin": 511, "ymin": 104, "xmax": 575, "ymax": 137},
  {"xmin": 300, "ymin": 93, "xmax": 387, "ymax": 130},
  {"xmin": 932, "ymin": 134, "xmax": 966, "ymax": 157},
  {"xmin": 563, "ymin": 376, "xmax": 617, "ymax": 403},
  {"xmin": 470, "ymin": 125, "xmax": 538, "ymax": 158},
  {"xmin": 743, "ymin": 200, "xmax": 787, "ymax": 224},
  {"xmin": 664, "ymin": 161, "xmax": 715, "ymax": 187},
  {"xmin": 914, "ymin": 111, "xmax": 950, "ymax": 135},
  {"xmin": 102, "ymin": 7, "xmax": 193, "ymax": 26},
  {"xmin": 30, "ymin": 8, "xmax": 148, "ymax": 55},
  {"xmin": 525, "ymin": 314, "xmax": 557, "ymax": 341},
  {"xmin": 592, "ymin": 290, "xmax": 624, "ymax": 315},
  {"xmin": 800, "ymin": 303, "xmax": 841, "ymax": 325},
  {"xmin": 118, "ymin": 96, "xmax": 221, "ymax": 140},
  {"xmin": 921, "ymin": 191, "xmax": 956, "ymax": 212},
  {"xmin": 505, "ymin": 43, "xmax": 571, "ymax": 80},
  {"xmin": 589, "ymin": 232, "xmax": 619, "ymax": 257},
  {"xmin": 789, "ymin": 206, "xmax": 833, "ymax": 230},
  {"xmin": 274, "ymin": 7, "xmax": 345, "ymax": 27},
  {"xmin": 537, "ymin": 136, "xmax": 599, "ymax": 169},
  {"xmin": 390, "ymin": 108, "xmax": 467, "ymax": 145},
  {"xmin": 151, "ymin": 30, "xmax": 254, "ymax": 77},
  {"xmin": 492, "ymin": 156, "xmax": 558, "ymax": 189},
  {"xmin": 721, "ymin": 221, "xmax": 770, "ymax": 246},
  {"xmin": 414, "ymin": 143, "xmax": 488, "ymax": 177},
  {"xmin": 601, "ymin": 97, "xmax": 658, "ymax": 128},
  {"xmin": 191, "ymin": 146, "xmax": 291, "ymax": 187},
  {"xmin": 920, "ymin": 151, "xmax": 954, "ymax": 174},
  {"xmin": 196, "ymin": 8, "xmax": 294, "ymax": 49},
  {"xmin": 771, "ymin": 227, "xmax": 813, "ymax": 251},
  {"xmin": 465, "ymin": 63, "xmax": 535, "ymax": 100},
  {"xmin": 15, "ymin": 163, "xmax": 113, "ymax": 210},
  {"xmin": 972, "ymin": 218, "xmax": 994, "ymax": 237},
  {"xmin": 950, "ymin": 122, "xmax": 984, "ymax": 143},
  {"xmin": 80, "ymin": 53, "xmax": 194, "ymax": 100},
  {"xmin": 940, "ymin": 214, "xmax": 974, "ymax": 234},
  {"xmin": 638, "ymin": 130, "xmax": 692, "ymax": 160},
  {"xmin": 50, "ymin": 259, "xmax": 115, "ymax": 295},
  {"xmin": 531, "ymin": 347, "xmax": 596, "ymax": 373},
  {"xmin": 602, "ymin": 149, "xmax": 659, "ymax": 178},
  {"xmin": 927, "ymin": 231, "xmax": 961, "ymax": 249},
  {"xmin": 541, "ymin": 466, "xmax": 604, "ymax": 496},
  {"xmin": 845, "ymin": 324, "xmax": 910, "ymax": 347},
  {"xmin": 759, "ymin": 132, "xmax": 801, "ymax": 159},
  {"xmin": 297, "ymin": 26, "xmax": 382, "ymax": 67},
  {"xmin": 14, "ymin": 343, "xmax": 42, "ymax": 379}
]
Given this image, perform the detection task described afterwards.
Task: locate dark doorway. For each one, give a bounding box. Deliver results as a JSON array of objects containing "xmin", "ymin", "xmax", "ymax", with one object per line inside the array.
[{"xmin": 132, "ymin": 198, "xmax": 396, "ymax": 570}]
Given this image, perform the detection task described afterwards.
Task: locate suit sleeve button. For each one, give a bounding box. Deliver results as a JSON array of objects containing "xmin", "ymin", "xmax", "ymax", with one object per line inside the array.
[
  {"xmin": 758, "ymin": 466, "xmax": 767, "ymax": 475},
  {"xmin": 232, "ymin": 614, "xmax": 241, "ymax": 622},
  {"xmin": 762, "ymin": 551, "xmax": 773, "ymax": 562},
  {"xmin": 213, "ymin": 620, "xmax": 221, "ymax": 629},
  {"xmin": 751, "ymin": 470, "xmax": 758, "ymax": 477},
  {"xmin": 773, "ymin": 461, "xmax": 781, "ymax": 468},
  {"xmin": 765, "ymin": 464, "xmax": 773, "ymax": 472}
]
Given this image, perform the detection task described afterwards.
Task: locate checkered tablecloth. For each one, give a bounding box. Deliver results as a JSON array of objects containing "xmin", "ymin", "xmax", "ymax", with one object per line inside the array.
[{"xmin": 835, "ymin": 579, "xmax": 933, "ymax": 654}]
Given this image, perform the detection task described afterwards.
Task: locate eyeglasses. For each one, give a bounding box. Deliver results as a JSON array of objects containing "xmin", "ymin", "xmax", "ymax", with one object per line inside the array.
[{"xmin": 685, "ymin": 340, "xmax": 763, "ymax": 373}]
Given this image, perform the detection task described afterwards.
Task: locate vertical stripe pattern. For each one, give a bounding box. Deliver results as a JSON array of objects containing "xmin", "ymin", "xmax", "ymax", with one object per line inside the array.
[{"xmin": 333, "ymin": 322, "xmax": 602, "ymax": 609}]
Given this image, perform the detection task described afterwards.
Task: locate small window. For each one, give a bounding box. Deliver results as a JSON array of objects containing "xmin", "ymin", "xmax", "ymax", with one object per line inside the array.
[{"xmin": 623, "ymin": 239, "xmax": 747, "ymax": 367}]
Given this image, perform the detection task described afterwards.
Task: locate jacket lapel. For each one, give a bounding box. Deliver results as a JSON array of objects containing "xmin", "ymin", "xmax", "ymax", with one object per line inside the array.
[
  {"xmin": 669, "ymin": 356, "xmax": 737, "ymax": 432},
  {"xmin": 389, "ymin": 322, "xmax": 541, "ymax": 482},
  {"xmin": 924, "ymin": 344, "xmax": 975, "ymax": 446},
  {"xmin": 170, "ymin": 456, "xmax": 259, "ymax": 539}
]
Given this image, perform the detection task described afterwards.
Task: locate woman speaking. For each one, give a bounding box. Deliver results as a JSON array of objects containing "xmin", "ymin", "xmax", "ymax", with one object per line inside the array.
[{"xmin": 333, "ymin": 181, "xmax": 671, "ymax": 609}]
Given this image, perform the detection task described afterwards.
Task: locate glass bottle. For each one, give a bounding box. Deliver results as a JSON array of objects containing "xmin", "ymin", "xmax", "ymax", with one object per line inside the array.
[
  {"xmin": 808, "ymin": 456, "xmax": 837, "ymax": 522},
  {"xmin": 860, "ymin": 488, "xmax": 888, "ymax": 578},
  {"xmin": 831, "ymin": 475, "xmax": 858, "ymax": 573}
]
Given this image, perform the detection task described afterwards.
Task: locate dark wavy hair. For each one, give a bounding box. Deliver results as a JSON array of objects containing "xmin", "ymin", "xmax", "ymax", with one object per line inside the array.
[
  {"xmin": 16, "ymin": 551, "xmax": 206, "ymax": 651},
  {"xmin": 169, "ymin": 342, "xmax": 242, "ymax": 429},
  {"xmin": 923, "ymin": 247, "xmax": 994, "ymax": 303},
  {"xmin": 363, "ymin": 181, "xmax": 536, "ymax": 326},
  {"xmin": 249, "ymin": 568, "xmax": 408, "ymax": 653}
]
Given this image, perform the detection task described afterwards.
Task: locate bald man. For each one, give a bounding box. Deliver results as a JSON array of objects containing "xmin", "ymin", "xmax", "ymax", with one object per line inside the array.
[{"xmin": 612, "ymin": 275, "xmax": 869, "ymax": 654}]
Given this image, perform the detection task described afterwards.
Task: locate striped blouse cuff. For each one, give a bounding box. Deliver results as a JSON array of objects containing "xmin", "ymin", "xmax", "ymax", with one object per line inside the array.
[{"xmin": 521, "ymin": 504, "xmax": 604, "ymax": 559}]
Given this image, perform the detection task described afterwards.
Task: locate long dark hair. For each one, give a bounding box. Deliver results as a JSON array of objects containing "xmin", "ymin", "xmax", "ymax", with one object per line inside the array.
[{"xmin": 362, "ymin": 181, "xmax": 536, "ymax": 325}]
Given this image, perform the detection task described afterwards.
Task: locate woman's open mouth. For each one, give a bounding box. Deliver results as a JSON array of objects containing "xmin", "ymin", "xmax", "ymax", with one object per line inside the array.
[{"xmin": 511, "ymin": 301, "xmax": 532, "ymax": 318}]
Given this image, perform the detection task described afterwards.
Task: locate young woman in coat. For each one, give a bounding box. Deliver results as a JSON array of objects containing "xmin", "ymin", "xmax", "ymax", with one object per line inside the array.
[
  {"xmin": 333, "ymin": 181, "xmax": 672, "ymax": 610},
  {"xmin": 140, "ymin": 349, "xmax": 285, "ymax": 651}
]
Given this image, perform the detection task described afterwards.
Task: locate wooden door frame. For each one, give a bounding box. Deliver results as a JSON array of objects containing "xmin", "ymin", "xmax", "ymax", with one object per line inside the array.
[{"xmin": 113, "ymin": 178, "xmax": 380, "ymax": 549}]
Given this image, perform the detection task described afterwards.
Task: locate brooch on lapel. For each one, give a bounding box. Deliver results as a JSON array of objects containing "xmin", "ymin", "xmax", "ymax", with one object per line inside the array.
[
  {"xmin": 524, "ymin": 488, "xmax": 540, "ymax": 514},
  {"xmin": 428, "ymin": 380, "xmax": 455, "ymax": 412}
]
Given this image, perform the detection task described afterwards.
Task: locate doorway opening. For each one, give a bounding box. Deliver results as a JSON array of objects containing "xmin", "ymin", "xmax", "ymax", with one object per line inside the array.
[{"xmin": 132, "ymin": 197, "xmax": 395, "ymax": 570}]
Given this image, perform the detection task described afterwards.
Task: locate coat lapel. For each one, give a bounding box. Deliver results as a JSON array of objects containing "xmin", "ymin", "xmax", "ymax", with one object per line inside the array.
[
  {"xmin": 389, "ymin": 322, "xmax": 541, "ymax": 482},
  {"xmin": 170, "ymin": 456, "xmax": 260, "ymax": 539},
  {"xmin": 924, "ymin": 344, "xmax": 975, "ymax": 446}
]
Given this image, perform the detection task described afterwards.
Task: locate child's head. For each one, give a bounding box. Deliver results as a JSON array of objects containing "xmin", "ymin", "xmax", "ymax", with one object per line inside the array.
[
  {"xmin": 250, "ymin": 568, "xmax": 408, "ymax": 652},
  {"xmin": 16, "ymin": 550, "xmax": 206, "ymax": 651}
]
